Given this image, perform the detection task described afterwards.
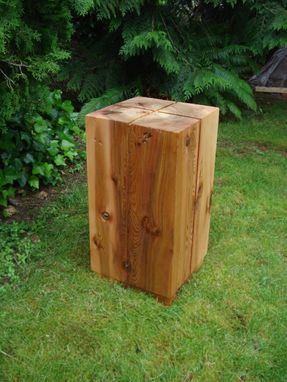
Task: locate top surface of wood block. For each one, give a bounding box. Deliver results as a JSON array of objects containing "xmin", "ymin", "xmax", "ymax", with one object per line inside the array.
[
  {"xmin": 86, "ymin": 97, "xmax": 218, "ymax": 132},
  {"xmin": 117, "ymin": 96, "xmax": 175, "ymax": 111},
  {"xmin": 132, "ymin": 111, "xmax": 198, "ymax": 133},
  {"xmin": 86, "ymin": 104, "xmax": 150, "ymax": 124},
  {"xmin": 160, "ymin": 101, "xmax": 219, "ymax": 119}
]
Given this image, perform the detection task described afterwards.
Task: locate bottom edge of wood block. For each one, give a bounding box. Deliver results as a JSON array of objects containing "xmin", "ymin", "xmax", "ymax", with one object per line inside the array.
[
  {"xmin": 90, "ymin": 253, "xmax": 209, "ymax": 305},
  {"xmin": 90, "ymin": 266, "xmax": 127, "ymax": 284},
  {"xmin": 125, "ymin": 284, "xmax": 177, "ymax": 305},
  {"xmin": 90, "ymin": 268, "xmax": 176, "ymax": 305},
  {"xmin": 190, "ymin": 251, "xmax": 208, "ymax": 273}
]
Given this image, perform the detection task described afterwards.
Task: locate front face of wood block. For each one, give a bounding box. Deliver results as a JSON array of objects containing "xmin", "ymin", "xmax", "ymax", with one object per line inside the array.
[
  {"xmin": 86, "ymin": 105, "xmax": 151, "ymax": 284},
  {"xmin": 86, "ymin": 118, "xmax": 128, "ymax": 282},
  {"xmin": 126, "ymin": 124, "xmax": 178, "ymax": 297},
  {"xmin": 86, "ymin": 97, "xmax": 219, "ymax": 302}
]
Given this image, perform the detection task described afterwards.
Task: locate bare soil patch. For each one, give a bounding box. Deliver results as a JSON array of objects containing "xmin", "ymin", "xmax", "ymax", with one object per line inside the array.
[{"xmin": 0, "ymin": 170, "xmax": 86, "ymax": 224}]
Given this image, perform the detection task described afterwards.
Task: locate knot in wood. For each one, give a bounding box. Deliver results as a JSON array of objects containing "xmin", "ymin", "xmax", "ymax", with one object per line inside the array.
[
  {"xmin": 93, "ymin": 235, "xmax": 103, "ymax": 249},
  {"xmin": 123, "ymin": 260, "xmax": 131, "ymax": 272},
  {"xmin": 111, "ymin": 175, "xmax": 118, "ymax": 185},
  {"xmin": 101, "ymin": 211, "xmax": 110, "ymax": 221},
  {"xmin": 185, "ymin": 135, "xmax": 191, "ymax": 146},
  {"xmin": 137, "ymin": 132, "xmax": 152, "ymax": 145},
  {"xmin": 142, "ymin": 216, "xmax": 161, "ymax": 236}
]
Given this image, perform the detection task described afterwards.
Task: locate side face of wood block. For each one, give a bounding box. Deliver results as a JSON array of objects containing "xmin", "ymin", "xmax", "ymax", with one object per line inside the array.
[
  {"xmin": 160, "ymin": 102, "xmax": 219, "ymax": 272},
  {"xmin": 191, "ymin": 110, "xmax": 219, "ymax": 272},
  {"xmin": 86, "ymin": 98, "xmax": 219, "ymax": 302},
  {"xmin": 173, "ymin": 122, "xmax": 200, "ymax": 289}
]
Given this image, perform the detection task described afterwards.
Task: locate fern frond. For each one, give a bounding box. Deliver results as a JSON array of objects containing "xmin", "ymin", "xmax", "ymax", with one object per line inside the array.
[
  {"xmin": 153, "ymin": 47, "xmax": 180, "ymax": 74},
  {"xmin": 77, "ymin": 87, "xmax": 124, "ymax": 126},
  {"xmin": 271, "ymin": 9, "xmax": 287, "ymax": 31},
  {"xmin": 120, "ymin": 30, "xmax": 172, "ymax": 57},
  {"xmin": 71, "ymin": 0, "xmax": 94, "ymax": 16}
]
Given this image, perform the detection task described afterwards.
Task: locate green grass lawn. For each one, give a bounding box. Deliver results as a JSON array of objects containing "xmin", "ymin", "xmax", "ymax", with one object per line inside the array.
[{"xmin": 1, "ymin": 101, "xmax": 287, "ymax": 382}]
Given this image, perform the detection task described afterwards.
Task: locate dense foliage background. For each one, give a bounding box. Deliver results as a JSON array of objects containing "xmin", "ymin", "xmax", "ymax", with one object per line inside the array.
[
  {"xmin": 0, "ymin": 0, "xmax": 287, "ymax": 206},
  {"xmin": 61, "ymin": 0, "xmax": 287, "ymax": 122}
]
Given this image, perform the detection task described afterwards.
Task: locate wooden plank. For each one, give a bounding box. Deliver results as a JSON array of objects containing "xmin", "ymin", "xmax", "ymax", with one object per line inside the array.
[
  {"xmin": 255, "ymin": 86, "xmax": 287, "ymax": 94},
  {"xmin": 126, "ymin": 113, "xmax": 199, "ymax": 299},
  {"xmin": 126, "ymin": 123, "xmax": 178, "ymax": 298},
  {"xmin": 191, "ymin": 109, "xmax": 219, "ymax": 272},
  {"xmin": 160, "ymin": 101, "xmax": 218, "ymax": 119},
  {"xmin": 173, "ymin": 122, "xmax": 200, "ymax": 289},
  {"xmin": 87, "ymin": 104, "xmax": 150, "ymax": 123},
  {"xmin": 117, "ymin": 96, "xmax": 175, "ymax": 111},
  {"xmin": 130, "ymin": 110, "xmax": 196, "ymax": 132},
  {"xmin": 155, "ymin": 102, "xmax": 219, "ymax": 273},
  {"xmin": 86, "ymin": 117, "xmax": 128, "ymax": 282},
  {"xmin": 86, "ymin": 115, "xmax": 98, "ymax": 273},
  {"xmin": 85, "ymin": 107, "xmax": 149, "ymax": 282}
]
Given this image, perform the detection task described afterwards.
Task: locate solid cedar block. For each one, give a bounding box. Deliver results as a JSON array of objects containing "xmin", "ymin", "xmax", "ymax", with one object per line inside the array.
[{"xmin": 86, "ymin": 97, "xmax": 219, "ymax": 304}]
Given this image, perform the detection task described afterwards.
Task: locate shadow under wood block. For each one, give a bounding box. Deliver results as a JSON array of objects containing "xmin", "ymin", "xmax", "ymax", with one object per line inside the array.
[{"xmin": 86, "ymin": 97, "xmax": 219, "ymax": 304}]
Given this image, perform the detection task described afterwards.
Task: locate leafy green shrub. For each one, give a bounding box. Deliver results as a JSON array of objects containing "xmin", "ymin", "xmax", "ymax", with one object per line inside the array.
[
  {"xmin": 0, "ymin": 90, "xmax": 83, "ymax": 207},
  {"xmin": 0, "ymin": 0, "xmax": 88, "ymax": 130},
  {"xmin": 59, "ymin": 0, "xmax": 287, "ymax": 121},
  {"xmin": 0, "ymin": 1, "xmax": 88, "ymax": 208},
  {"xmin": 0, "ymin": 222, "xmax": 38, "ymax": 288}
]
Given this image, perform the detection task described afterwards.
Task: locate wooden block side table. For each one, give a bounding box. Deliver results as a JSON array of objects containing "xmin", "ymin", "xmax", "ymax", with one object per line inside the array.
[{"xmin": 86, "ymin": 97, "xmax": 219, "ymax": 304}]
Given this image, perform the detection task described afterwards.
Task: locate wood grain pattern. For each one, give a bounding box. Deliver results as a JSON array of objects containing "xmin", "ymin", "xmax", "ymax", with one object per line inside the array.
[
  {"xmin": 173, "ymin": 122, "xmax": 200, "ymax": 289},
  {"xmin": 157, "ymin": 102, "xmax": 219, "ymax": 272},
  {"xmin": 190, "ymin": 109, "xmax": 219, "ymax": 272},
  {"xmin": 126, "ymin": 124, "xmax": 178, "ymax": 298},
  {"xmin": 117, "ymin": 96, "xmax": 175, "ymax": 111},
  {"xmin": 86, "ymin": 117, "xmax": 128, "ymax": 281},
  {"xmin": 86, "ymin": 98, "xmax": 219, "ymax": 303},
  {"xmin": 159, "ymin": 101, "xmax": 218, "ymax": 119},
  {"xmin": 87, "ymin": 104, "xmax": 150, "ymax": 123},
  {"xmin": 86, "ymin": 107, "xmax": 149, "ymax": 282}
]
